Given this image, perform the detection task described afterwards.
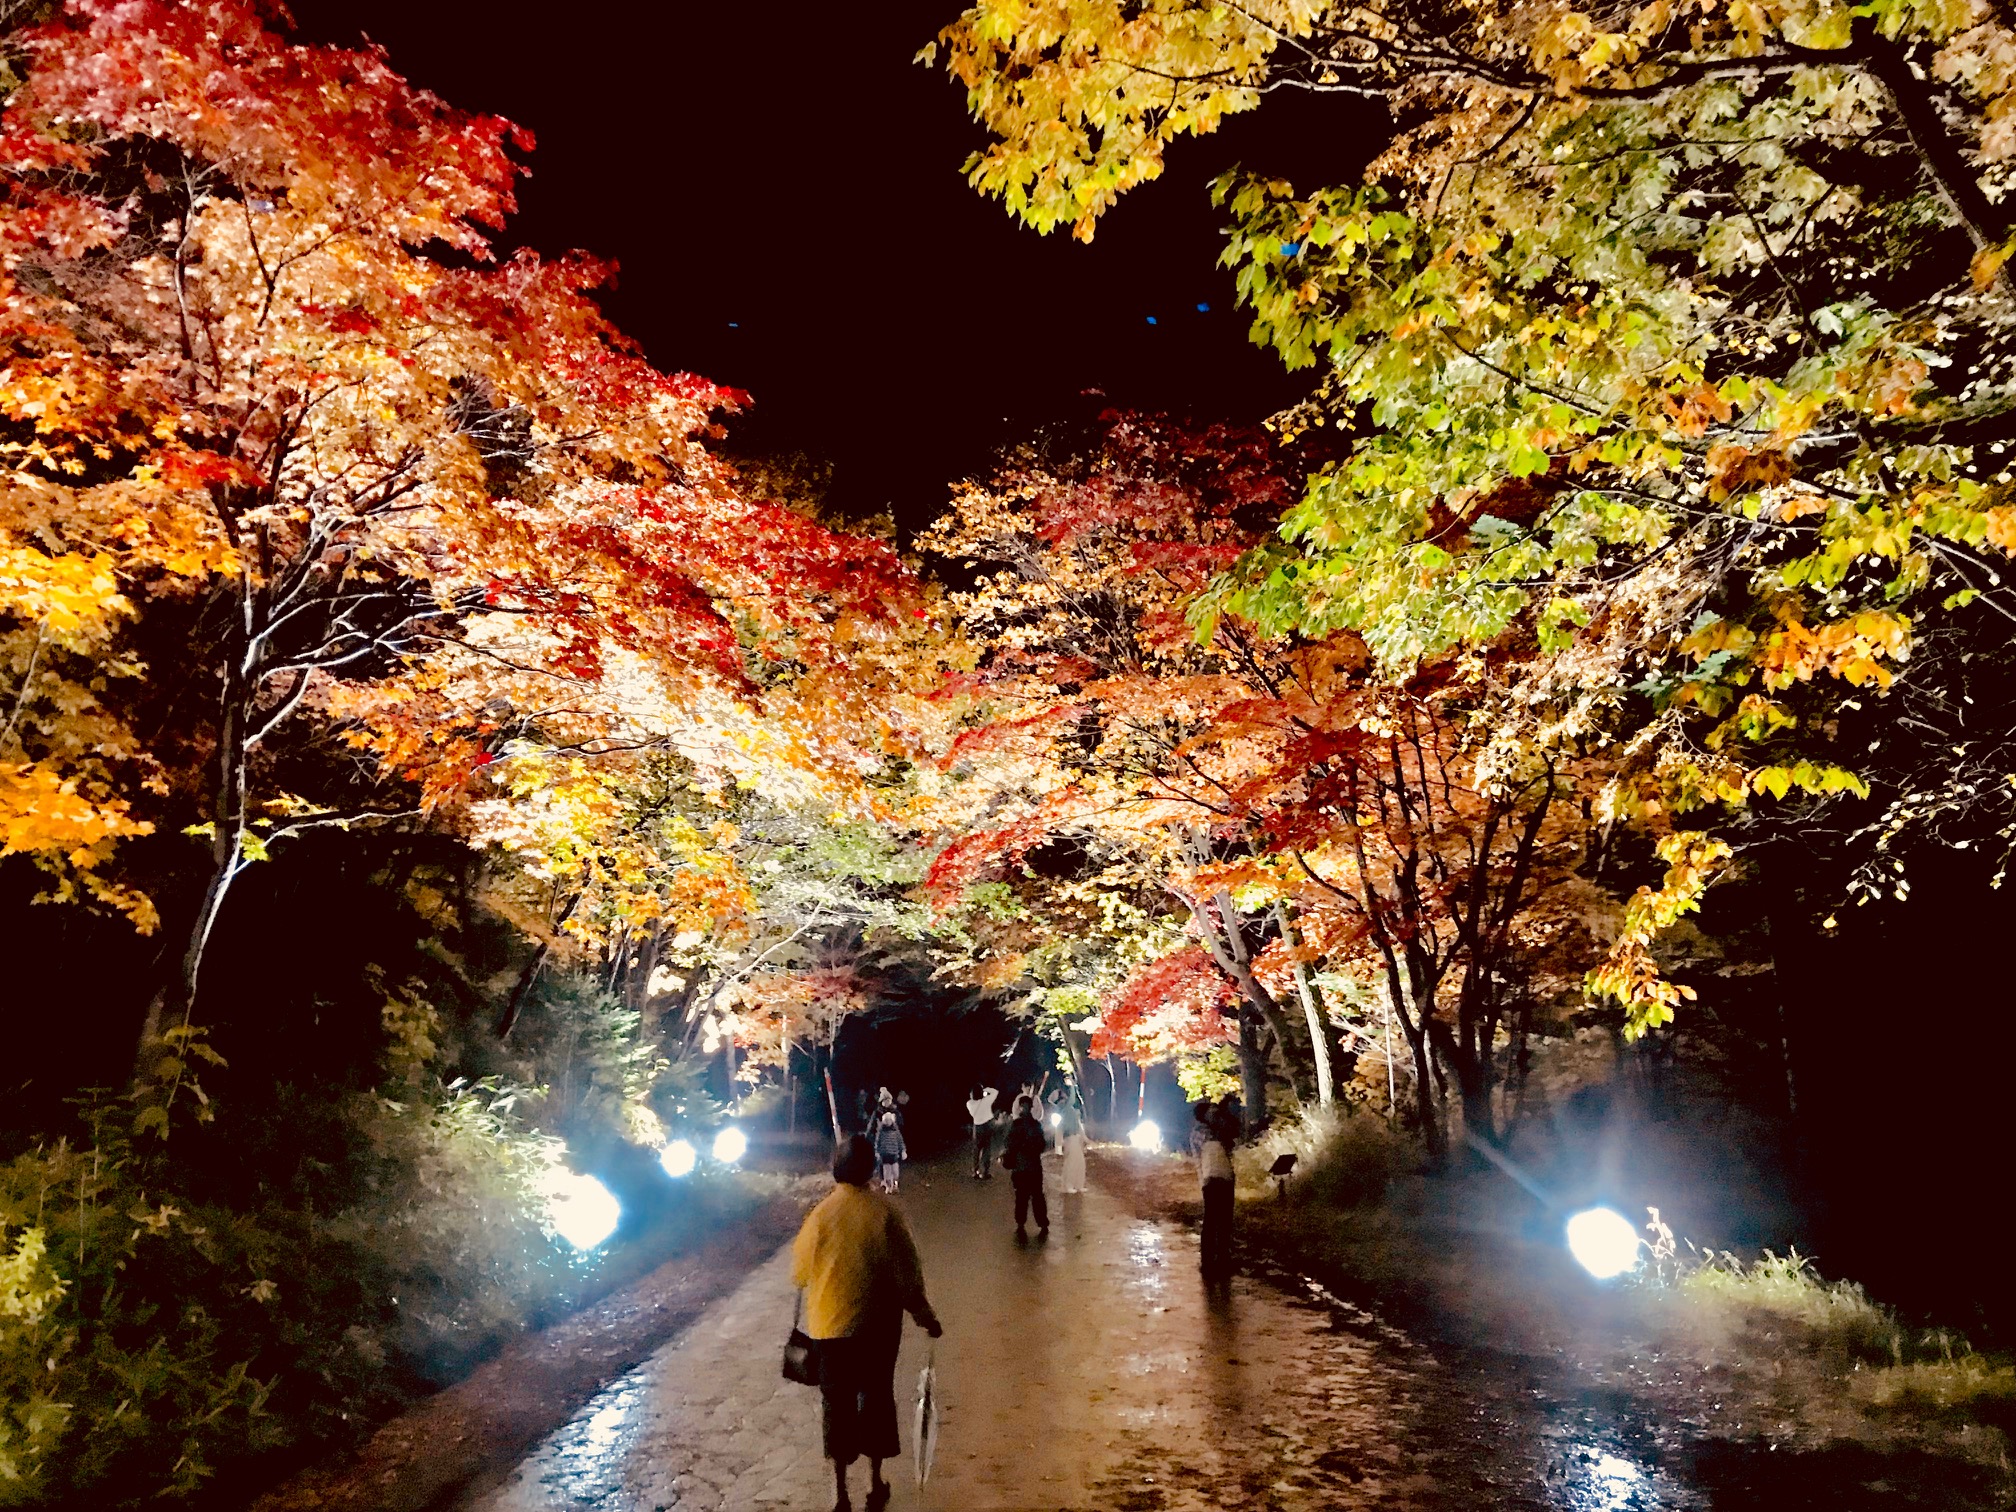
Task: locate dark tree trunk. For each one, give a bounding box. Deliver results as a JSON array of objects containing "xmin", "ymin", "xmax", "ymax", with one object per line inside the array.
[
  {"xmin": 1859, "ymin": 27, "xmax": 2009, "ymax": 256},
  {"xmin": 135, "ymin": 620, "xmax": 250, "ymax": 1081}
]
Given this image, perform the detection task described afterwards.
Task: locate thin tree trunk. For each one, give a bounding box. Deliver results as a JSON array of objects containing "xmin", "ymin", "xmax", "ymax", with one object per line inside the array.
[
  {"xmin": 495, "ymin": 890, "xmax": 582, "ymax": 1041},
  {"xmin": 1193, "ymin": 888, "xmax": 1310, "ymax": 1106},
  {"xmin": 1275, "ymin": 902, "xmax": 1337, "ymax": 1106},
  {"xmin": 136, "ymin": 627, "xmax": 250, "ymax": 1079}
]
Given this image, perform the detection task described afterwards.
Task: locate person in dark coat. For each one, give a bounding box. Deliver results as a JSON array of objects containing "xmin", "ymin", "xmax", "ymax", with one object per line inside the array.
[
  {"xmin": 1197, "ymin": 1102, "xmax": 1236, "ymax": 1274},
  {"xmin": 1001, "ymin": 1094, "xmax": 1050, "ymax": 1237}
]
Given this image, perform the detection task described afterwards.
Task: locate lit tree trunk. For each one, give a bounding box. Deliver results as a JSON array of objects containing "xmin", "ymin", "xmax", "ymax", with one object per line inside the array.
[
  {"xmin": 1190, "ymin": 886, "xmax": 1312, "ymax": 1111},
  {"xmin": 1054, "ymin": 1014, "xmax": 1092, "ymax": 1102},
  {"xmin": 1274, "ymin": 902, "xmax": 1337, "ymax": 1106}
]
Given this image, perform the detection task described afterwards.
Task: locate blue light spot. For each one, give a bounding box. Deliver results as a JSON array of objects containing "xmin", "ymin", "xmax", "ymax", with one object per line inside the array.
[
  {"xmin": 728, "ymin": 321, "xmax": 740, "ymax": 328},
  {"xmin": 1280, "ymin": 242, "xmax": 1302, "ymax": 256},
  {"xmin": 1145, "ymin": 315, "xmax": 1158, "ymax": 325},
  {"xmin": 1196, "ymin": 302, "xmax": 1210, "ymax": 313}
]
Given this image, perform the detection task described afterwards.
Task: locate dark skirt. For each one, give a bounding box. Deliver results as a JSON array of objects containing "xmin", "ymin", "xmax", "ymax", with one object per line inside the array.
[{"xmin": 817, "ymin": 1314, "xmax": 902, "ymax": 1464}]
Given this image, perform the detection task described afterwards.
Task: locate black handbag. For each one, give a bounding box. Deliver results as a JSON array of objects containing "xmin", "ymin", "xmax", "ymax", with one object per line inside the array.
[{"xmin": 782, "ymin": 1293, "xmax": 820, "ymax": 1386}]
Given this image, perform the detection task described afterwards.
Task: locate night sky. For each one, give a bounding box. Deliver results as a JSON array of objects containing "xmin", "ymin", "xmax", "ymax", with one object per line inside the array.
[{"xmin": 286, "ymin": 1, "xmax": 1373, "ymax": 531}]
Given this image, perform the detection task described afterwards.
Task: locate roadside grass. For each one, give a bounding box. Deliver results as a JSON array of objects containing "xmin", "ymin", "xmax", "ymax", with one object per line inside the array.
[
  {"xmin": 1648, "ymin": 1237, "xmax": 2016, "ymax": 1433},
  {"xmin": 1177, "ymin": 1102, "xmax": 2016, "ymax": 1496}
]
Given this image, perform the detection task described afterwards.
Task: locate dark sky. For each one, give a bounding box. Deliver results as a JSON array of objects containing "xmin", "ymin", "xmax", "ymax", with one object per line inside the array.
[{"xmin": 286, "ymin": 1, "xmax": 1371, "ymax": 532}]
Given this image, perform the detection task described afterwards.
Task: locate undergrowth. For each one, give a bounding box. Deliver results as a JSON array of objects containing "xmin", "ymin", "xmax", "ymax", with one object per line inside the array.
[
  {"xmin": 1644, "ymin": 1214, "xmax": 2016, "ymax": 1425},
  {"xmin": 1235, "ymin": 1104, "xmax": 1398, "ymax": 1209},
  {"xmin": 0, "ymin": 975, "xmax": 748, "ymax": 1508}
]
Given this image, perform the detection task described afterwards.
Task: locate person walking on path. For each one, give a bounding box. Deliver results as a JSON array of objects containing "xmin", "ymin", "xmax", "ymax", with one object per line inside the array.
[
  {"xmin": 1050, "ymin": 1087, "xmax": 1087, "ymax": 1194},
  {"xmin": 875, "ymin": 1087, "xmax": 906, "ymax": 1142},
  {"xmin": 966, "ymin": 1084, "xmax": 998, "ymax": 1179},
  {"xmin": 1196, "ymin": 1100, "xmax": 1236, "ymax": 1275},
  {"xmin": 874, "ymin": 1110, "xmax": 907, "ymax": 1193},
  {"xmin": 1002, "ymin": 1094, "xmax": 1051, "ymax": 1237},
  {"xmin": 791, "ymin": 1134, "xmax": 943, "ymax": 1512}
]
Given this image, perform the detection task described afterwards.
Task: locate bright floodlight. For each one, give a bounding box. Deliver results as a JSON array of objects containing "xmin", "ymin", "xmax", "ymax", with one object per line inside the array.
[
  {"xmin": 1128, "ymin": 1119, "xmax": 1163, "ymax": 1152},
  {"xmin": 712, "ymin": 1125, "xmax": 748, "ymax": 1164},
  {"xmin": 1566, "ymin": 1207, "xmax": 1641, "ymax": 1279},
  {"xmin": 544, "ymin": 1169, "xmax": 621, "ymax": 1250},
  {"xmin": 659, "ymin": 1138, "xmax": 697, "ymax": 1179},
  {"xmin": 1049, "ymin": 1112, "xmax": 1062, "ymax": 1128}
]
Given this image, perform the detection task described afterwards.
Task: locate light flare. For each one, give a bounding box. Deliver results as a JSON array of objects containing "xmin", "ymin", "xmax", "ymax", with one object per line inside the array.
[
  {"xmin": 543, "ymin": 1168, "xmax": 621, "ymax": 1250},
  {"xmin": 659, "ymin": 1138, "xmax": 697, "ymax": 1179},
  {"xmin": 712, "ymin": 1125, "xmax": 748, "ymax": 1164},
  {"xmin": 1566, "ymin": 1206, "xmax": 1641, "ymax": 1280}
]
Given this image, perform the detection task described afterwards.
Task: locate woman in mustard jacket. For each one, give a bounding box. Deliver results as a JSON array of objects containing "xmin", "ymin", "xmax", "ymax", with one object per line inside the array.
[{"xmin": 791, "ymin": 1134, "xmax": 943, "ymax": 1512}]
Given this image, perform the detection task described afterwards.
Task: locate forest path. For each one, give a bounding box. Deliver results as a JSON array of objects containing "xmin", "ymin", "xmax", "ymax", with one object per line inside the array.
[{"xmin": 455, "ymin": 1154, "xmax": 1686, "ymax": 1512}]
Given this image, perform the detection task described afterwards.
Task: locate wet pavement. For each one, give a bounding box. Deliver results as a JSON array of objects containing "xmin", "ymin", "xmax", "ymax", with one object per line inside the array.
[{"xmin": 459, "ymin": 1156, "xmax": 1699, "ymax": 1512}]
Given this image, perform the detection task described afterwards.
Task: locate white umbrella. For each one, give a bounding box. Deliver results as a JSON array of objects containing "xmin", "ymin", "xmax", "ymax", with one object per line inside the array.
[{"xmin": 913, "ymin": 1344, "xmax": 939, "ymax": 1485}]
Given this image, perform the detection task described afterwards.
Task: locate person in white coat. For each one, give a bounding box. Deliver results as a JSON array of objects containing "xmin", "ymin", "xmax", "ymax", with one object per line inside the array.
[
  {"xmin": 965, "ymin": 1084, "xmax": 998, "ymax": 1179},
  {"xmin": 1050, "ymin": 1087, "xmax": 1087, "ymax": 1194}
]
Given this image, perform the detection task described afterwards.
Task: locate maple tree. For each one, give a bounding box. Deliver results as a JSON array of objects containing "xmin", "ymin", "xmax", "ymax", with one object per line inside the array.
[
  {"xmin": 0, "ymin": 0, "xmax": 910, "ymax": 1083},
  {"xmin": 932, "ymin": 0, "xmax": 2016, "ymax": 1029},
  {"xmin": 919, "ymin": 414, "xmax": 1594, "ymax": 1148}
]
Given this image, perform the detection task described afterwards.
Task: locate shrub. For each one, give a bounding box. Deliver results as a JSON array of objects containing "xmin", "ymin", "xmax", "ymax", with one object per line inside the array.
[
  {"xmin": 330, "ymin": 1080, "xmax": 576, "ymax": 1377},
  {"xmin": 0, "ymin": 1101, "xmax": 288, "ymax": 1505},
  {"xmin": 1649, "ymin": 1221, "xmax": 2016, "ymax": 1425},
  {"xmin": 1674, "ymin": 1247, "xmax": 1905, "ymax": 1364},
  {"xmin": 1238, "ymin": 1104, "xmax": 1396, "ymax": 1209}
]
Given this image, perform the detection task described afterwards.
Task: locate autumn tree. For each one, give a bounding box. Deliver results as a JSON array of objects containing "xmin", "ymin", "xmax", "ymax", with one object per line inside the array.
[
  {"xmin": 920, "ymin": 415, "xmax": 1589, "ymax": 1147},
  {"xmin": 932, "ymin": 0, "xmax": 2016, "ymax": 1029},
  {"xmin": 0, "ymin": 0, "xmax": 909, "ymax": 1085}
]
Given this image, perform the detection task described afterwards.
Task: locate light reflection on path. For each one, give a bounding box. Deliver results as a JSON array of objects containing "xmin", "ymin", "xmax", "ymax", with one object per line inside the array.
[{"xmin": 460, "ymin": 1160, "xmax": 1687, "ymax": 1512}]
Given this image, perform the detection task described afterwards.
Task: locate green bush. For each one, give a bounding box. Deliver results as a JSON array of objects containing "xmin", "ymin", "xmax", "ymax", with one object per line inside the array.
[
  {"xmin": 1651, "ymin": 1224, "xmax": 2016, "ymax": 1420},
  {"xmin": 0, "ymin": 1101, "xmax": 287, "ymax": 1505},
  {"xmin": 329, "ymin": 1080, "xmax": 576, "ymax": 1377},
  {"xmin": 1675, "ymin": 1247, "xmax": 1905, "ymax": 1363},
  {"xmin": 0, "ymin": 1078, "xmax": 612, "ymax": 1505},
  {"xmin": 0, "ymin": 968, "xmax": 744, "ymax": 1506}
]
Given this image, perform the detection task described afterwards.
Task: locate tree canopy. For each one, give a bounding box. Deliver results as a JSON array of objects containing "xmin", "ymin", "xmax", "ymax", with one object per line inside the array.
[{"xmin": 931, "ymin": 0, "xmax": 2016, "ymax": 1035}]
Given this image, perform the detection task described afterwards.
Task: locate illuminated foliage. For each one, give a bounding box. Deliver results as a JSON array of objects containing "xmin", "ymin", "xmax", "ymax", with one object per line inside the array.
[
  {"xmin": 0, "ymin": 1, "xmax": 910, "ymax": 1057},
  {"xmin": 919, "ymin": 415, "xmax": 1595, "ymax": 1148},
  {"xmin": 933, "ymin": 0, "xmax": 2016, "ymax": 1001}
]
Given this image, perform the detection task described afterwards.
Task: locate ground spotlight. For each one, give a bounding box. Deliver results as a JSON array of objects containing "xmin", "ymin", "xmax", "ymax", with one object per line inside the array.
[
  {"xmin": 712, "ymin": 1125, "xmax": 748, "ymax": 1164},
  {"xmin": 659, "ymin": 1138, "xmax": 697, "ymax": 1179},
  {"xmin": 1566, "ymin": 1206, "xmax": 1641, "ymax": 1280},
  {"xmin": 542, "ymin": 1168, "xmax": 621, "ymax": 1250},
  {"xmin": 1128, "ymin": 1119, "xmax": 1162, "ymax": 1152}
]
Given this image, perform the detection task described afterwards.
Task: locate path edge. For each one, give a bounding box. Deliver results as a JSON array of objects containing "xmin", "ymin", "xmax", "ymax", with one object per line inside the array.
[{"xmin": 244, "ymin": 1192, "xmax": 812, "ymax": 1512}]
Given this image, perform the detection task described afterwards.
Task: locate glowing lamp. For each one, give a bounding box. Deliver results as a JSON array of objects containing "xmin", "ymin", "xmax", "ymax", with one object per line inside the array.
[
  {"xmin": 1566, "ymin": 1206, "xmax": 1641, "ymax": 1280},
  {"xmin": 659, "ymin": 1138, "xmax": 697, "ymax": 1179},
  {"xmin": 543, "ymin": 1169, "xmax": 620, "ymax": 1250},
  {"xmin": 712, "ymin": 1126, "xmax": 748, "ymax": 1164},
  {"xmin": 1128, "ymin": 1120, "xmax": 1163, "ymax": 1153}
]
